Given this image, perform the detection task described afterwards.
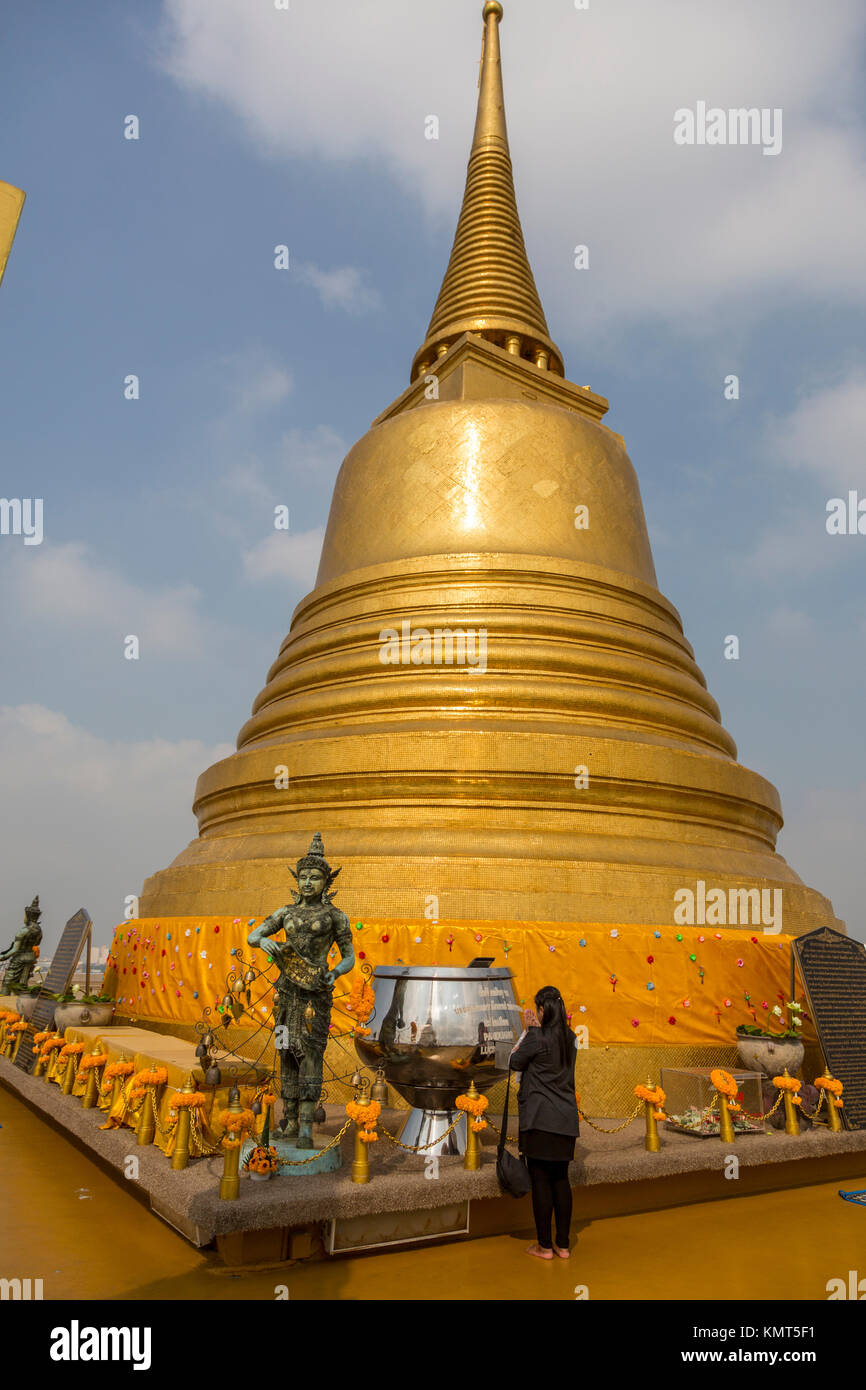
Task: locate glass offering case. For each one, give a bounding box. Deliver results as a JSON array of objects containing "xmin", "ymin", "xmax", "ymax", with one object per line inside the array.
[{"xmin": 661, "ymin": 1067, "xmax": 765, "ymax": 1137}]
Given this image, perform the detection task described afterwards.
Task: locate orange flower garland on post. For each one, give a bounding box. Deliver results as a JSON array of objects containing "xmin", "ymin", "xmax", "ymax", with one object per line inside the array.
[
  {"xmin": 131, "ymin": 1065, "xmax": 168, "ymax": 1147},
  {"xmin": 39, "ymin": 1035, "xmax": 65, "ymax": 1081},
  {"xmin": 219, "ymin": 1089, "xmax": 256, "ymax": 1200},
  {"xmin": 78, "ymin": 1050, "xmax": 107, "ymax": 1109},
  {"xmin": 347, "ymin": 1077, "xmax": 380, "ymax": 1184},
  {"xmin": 772, "ymin": 1069, "xmax": 802, "ymax": 1137},
  {"xmin": 635, "ymin": 1079, "xmax": 666, "ymax": 1152},
  {"xmin": 3, "ymin": 1019, "xmax": 27, "ymax": 1060},
  {"xmin": 456, "ymin": 1081, "xmax": 489, "ymax": 1171},
  {"xmin": 710, "ymin": 1068, "xmax": 739, "ymax": 1144},
  {"xmin": 32, "ymin": 1030, "xmax": 57, "ymax": 1077},
  {"xmin": 58, "ymin": 1041, "xmax": 85, "ymax": 1096},
  {"xmin": 101, "ymin": 1058, "xmax": 135, "ymax": 1110},
  {"xmin": 168, "ymin": 1075, "xmax": 207, "ymax": 1170},
  {"xmin": 815, "ymin": 1073, "xmax": 844, "ymax": 1133}
]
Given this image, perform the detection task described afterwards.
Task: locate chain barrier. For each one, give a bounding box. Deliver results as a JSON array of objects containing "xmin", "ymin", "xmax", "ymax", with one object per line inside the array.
[
  {"xmin": 577, "ymin": 1100, "xmax": 643, "ymax": 1134},
  {"xmin": 379, "ymin": 1115, "xmax": 464, "ymax": 1152},
  {"xmin": 270, "ymin": 1119, "xmax": 351, "ymax": 1164}
]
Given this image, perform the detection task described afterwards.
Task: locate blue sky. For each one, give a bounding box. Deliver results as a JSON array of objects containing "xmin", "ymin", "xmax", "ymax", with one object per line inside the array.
[{"xmin": 1, "ymin": 0, "xmax": 864, "ymax": 951}]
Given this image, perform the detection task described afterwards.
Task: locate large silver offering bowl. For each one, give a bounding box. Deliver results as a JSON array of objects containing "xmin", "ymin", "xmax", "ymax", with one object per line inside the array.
[{"xmin": 354, "ymin": 963, "xmax": 522, "ymax": 1156}]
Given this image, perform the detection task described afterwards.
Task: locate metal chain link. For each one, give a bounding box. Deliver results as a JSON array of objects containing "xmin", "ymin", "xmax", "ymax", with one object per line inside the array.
[
  {"xmin": 189, "ymin": 1106, "xmax": 222, "ymax": 1157},
  {"xmin": 483, "ymin": 1113, "xmax": 517, "ymax": 1145},
  {"xmin": 379, "ymin": 1114, "xmax": 464, "ymax": 1152},
  {"xmin": 578, "ymin": 1100, "xmax": 643, "ymax": 1134},
  {"xmin": 271, "ymin": 1119, "xmax": 351, "ymax": 1164}
]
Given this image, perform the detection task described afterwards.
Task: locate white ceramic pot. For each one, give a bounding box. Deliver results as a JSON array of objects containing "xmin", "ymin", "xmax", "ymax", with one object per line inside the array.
[
  {"xmin": 736, "ymin": 1032, "xmax": 805, "ymax": 1078},
  {"xmin": 15, "ymin": 995, "xmax": 39, "ymax": 1021},
  {"xmin": 248, "ymin": 1170, "xmax": 273, "ymax": 1182},
  {"xmin": 53, "ymin": 1002, "xmax": 115, "ymax": 1032}
]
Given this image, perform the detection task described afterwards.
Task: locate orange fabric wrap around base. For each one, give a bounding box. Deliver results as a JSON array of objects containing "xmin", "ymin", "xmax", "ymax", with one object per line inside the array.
[{"xmin": 103, "ymin": 916, "xmax": 797, "ymax": 1048}]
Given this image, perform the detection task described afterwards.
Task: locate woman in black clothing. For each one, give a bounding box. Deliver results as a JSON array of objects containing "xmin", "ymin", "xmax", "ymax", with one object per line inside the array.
[{"xmin": 509, "ymin": 984, "xmax": 580, "ymax": 1261}]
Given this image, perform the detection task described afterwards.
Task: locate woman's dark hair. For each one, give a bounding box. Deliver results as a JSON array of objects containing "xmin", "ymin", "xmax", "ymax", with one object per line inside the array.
[{"xmin": 534, "ymin": 985, "xmax": 573, "ymax": 1070}]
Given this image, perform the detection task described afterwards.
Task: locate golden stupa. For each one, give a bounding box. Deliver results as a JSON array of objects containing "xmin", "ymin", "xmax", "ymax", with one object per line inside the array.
[{"xmin": 142, "ymin": 1, "xmax": 840, "ymax": 938}]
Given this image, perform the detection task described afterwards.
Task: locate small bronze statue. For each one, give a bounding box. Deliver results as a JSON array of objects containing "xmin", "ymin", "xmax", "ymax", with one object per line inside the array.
[
  {"xmin": 0, "ymin": 896, "xmax": 43, "ymax": 992},
  {"xmin": 248, "ymin": 835, "xmax": 354, "ymax": 1148}
]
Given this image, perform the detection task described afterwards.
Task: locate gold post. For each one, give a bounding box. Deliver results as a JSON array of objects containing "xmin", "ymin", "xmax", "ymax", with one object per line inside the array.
[
  {"xmin": 219, "ymin": 1087, "xmax": 245, "ymax": 1200},
  {"xmin": 463, "ymin": 1080, "xmax": 482, "ymax": 1171},
  {"xmin": 823, "ymin": 1072, "xmax": 843, "ymax": 1133},
  {"xmin": 110, "ymin": 1055, "xmax": 129, "ymax": 1109},
  {"xmin": 61, "ymin": 1051, "xmax": 79, "ymax": 1096},
  {"xmin": 351, "ymin": 1076, "xmax": 372, "ymax": 1185},
  {"xmin": 718, "ymin": 1092, "xmax": 735, "ymax": 1145},
  {"xmin": 136, "ymin": 1082, "xmax": 157, "ymax": 1147},
  {"xmin": 171, "ymin": 1075, "xmax": 196, "ymax": 1171},
  {"xmin": 644, "ymin": 1076, "xmax": 660, "ymax": 1153},
  {"xmin": 81, "ymin": 1048, "xmax": 103, "ymax": 1110},
  {"xmin": 780, "ymin": 1069, "xmax": 800, "ymax": 1137}
]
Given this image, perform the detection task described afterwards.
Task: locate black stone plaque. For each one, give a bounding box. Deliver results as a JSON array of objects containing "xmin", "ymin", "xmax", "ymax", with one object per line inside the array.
[
  {"xmin": 793, "ymin": 925, "xmax": 866, "ymax": 1130},
  {"xmin": 14, "ymin": 908, "xmax": 92, "ymax": 1073}
]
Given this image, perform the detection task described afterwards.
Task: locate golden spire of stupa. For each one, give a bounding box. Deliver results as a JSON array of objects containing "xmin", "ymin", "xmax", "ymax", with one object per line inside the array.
[{"xmin": 411, "ymin": 1, "xmax": 564, "ymax": 380}]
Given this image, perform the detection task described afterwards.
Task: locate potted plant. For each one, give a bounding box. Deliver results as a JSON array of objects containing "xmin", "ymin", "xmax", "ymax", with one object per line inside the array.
[
  {"xmin": 51, "ymin": 985, "xmax": 115, "ymax": 1032},
  {"xmin": 736, "ymin": 999, "xmax": 806, "ymax": 1077},
  {"xmin": 243, "ymin": 1144, "xmax": 279, "ymax": 1181}
]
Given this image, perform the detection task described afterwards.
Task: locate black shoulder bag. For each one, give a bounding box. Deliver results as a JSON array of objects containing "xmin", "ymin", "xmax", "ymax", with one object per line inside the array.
[{"xmin": 496, "ymin": 1065, "xmax": 531, "ymax": 1198}]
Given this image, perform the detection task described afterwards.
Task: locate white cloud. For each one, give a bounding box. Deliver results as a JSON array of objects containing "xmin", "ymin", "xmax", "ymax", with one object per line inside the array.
[
  {"xmin": 242, "ymin": 526, "xmax": 325, "ymax": 584},
  {"xmin": 157, "ymin": 0, "xmax": 866, "ymax": 335},
  {"xmin": 295, "ymin": 261, "xmax": 382, "ymax": 315},
  {"xmin": 0, "ymin": 705, "xmax": 232, "ymax": 948},
  {"xmin": 3, "ymin": 542, "xmax": 216, "ymax": 658},
  {"xmin": 765, "ymin": 370, "xmax": 866, "ymax": 485}
]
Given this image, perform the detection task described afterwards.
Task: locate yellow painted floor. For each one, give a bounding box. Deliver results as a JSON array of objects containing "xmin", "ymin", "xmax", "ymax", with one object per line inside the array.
[{"xmin": 2, "ymin": 1087, "xmax": 864, "ymax": 1300}]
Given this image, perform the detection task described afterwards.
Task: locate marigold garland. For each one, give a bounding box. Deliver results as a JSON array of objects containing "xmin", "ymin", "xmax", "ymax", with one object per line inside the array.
[
  {"xmin": 710, "ymin": 1068, "xmax": 739, "ymax": 1099},
  {"xmin": 132, "ymin": 1066, "xmax": 168, "ymax": 1087},
  {"xmin": 78, "ymin": 1053, "xmax": 108, "ymax": 1072},
  {"xmin": 635, "ymin": 1083, "xmax": 666, "ymax": 1106},
  {"xmin": 40, "ymin": 1037, "xmax": 65, "ymax": 1055},
  {"xmin": 33, "ymin": 1031, "xmax": 55, "ymax": 1045},
  {"xmin": 218, "ymin": 1108, "xmax": 256, "ymax": 1135},
  {"xmin": 58, "ymin": 1042, "xmax": 85, "ymax": 1059},
  {"xmin": 773, "ymin": 1075, "xmax": 801, "ymax": 1093},
  {"xmin": 104, "ymin": 1061, "xmax": 135, "ymax": 1081},
  {"xmin": 455, "ymin": 1092, "xmax": 489, "ymax": 1117},
  {"xmin": 5, "ymin": 1021, "xmax": 26, "ymax": 1034},
  {"xmin": 346, "ymin": 1099, "xmax": 381, "ymax": 1129},
  {"xmin": 815, "ymin": 1076, "xmax": 843, "ymax": 1095},
  {"xmin": 169, "ymin": 1091, "xmax": 206, "ymax": 1110},
  {"xmin": 0, "ymin": 1010, "xmax": 19, "ymax": 1023}
]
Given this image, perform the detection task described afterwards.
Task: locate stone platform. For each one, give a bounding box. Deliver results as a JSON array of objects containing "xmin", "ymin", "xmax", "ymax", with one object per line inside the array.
[{"xmin": 4, "ymin": 1052, "xmax": 866, "ymax": 1265}]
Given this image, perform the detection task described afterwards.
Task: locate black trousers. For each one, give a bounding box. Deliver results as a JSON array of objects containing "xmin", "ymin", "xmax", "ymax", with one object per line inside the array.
[{"xmin": 526, "ymin": 1158, "xmax": 572, "ymax": 1250}]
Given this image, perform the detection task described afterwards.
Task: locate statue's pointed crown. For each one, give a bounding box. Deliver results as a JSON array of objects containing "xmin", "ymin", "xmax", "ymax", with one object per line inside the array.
[
  {"xmin": 292, "ymin": 832, "xmax": 341, "ymax": 895},
  {"xmin": 411, "ymin": 2, "xmax": 564, "ymax": 381}
]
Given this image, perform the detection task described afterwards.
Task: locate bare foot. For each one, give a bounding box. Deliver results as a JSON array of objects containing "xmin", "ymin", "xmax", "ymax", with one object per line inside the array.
[
  {"xmin": 526, "ymin": 1243, "xmax": 554, "ymax": 1261},
  {"xmin": 552, "ymin": 1243, "xmax": 570, "ymax": 1259}
]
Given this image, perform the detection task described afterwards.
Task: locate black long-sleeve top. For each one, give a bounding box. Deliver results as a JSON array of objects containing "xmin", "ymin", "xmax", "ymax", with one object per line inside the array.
[{"xmin": 510, "ymin": 1027, "xmax": 580, "ymax": 1136}]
